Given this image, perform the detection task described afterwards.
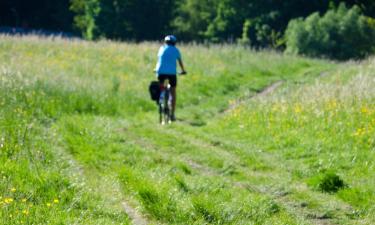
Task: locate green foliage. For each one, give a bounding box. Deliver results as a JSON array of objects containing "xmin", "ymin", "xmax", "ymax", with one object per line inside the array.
[
  {"xmin": 173, "ymin": 0, "xmax": 339, "ymax": 47},
  {"xmin": 285, "ymin": 3, "xmax": 375, "ymax": 60},
  {"xmin": 172, "ymin": 0, "xmax": 218, "ymax": 41},
  {"xmin": 2, "ymin": 0, "xmax": 375, "ymax": 52},
  {"xmin": 204, "ymin": 0, "xmax": 246, "ymax": 42},
  {"xmin": 318, "ymin": 172, "xmax": 345, "ymax": 193},
  {"xmin": 309, "ymin": 172, "xmax": 346, "ymax": 193},
  {"xmin": 238, "ymin": 19, "xmax": 252, "ymax": 46},
  {"xmin": 70, "ymin": 0, "xmax": 100, "ymax": 39},
  {"xmin": 174, "ymin": 175, "xmax": 189, "ymax": 192},
  {"xmin": 71, "ymin": 0, "xmax": 177, "ymax": 40}
]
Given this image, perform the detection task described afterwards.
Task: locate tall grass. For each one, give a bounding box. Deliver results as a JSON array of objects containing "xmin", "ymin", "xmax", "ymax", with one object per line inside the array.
[
  {"xmin": 3, "ymin": 35, "xmax": 373, "ymax": 224},
  {"xmin": 209, "ymin": 59, "xmax": 375, "ymax": 222}
]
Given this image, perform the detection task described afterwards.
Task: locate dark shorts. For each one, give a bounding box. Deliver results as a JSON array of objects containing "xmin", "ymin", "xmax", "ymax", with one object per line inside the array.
[{"xmin": 158, "ymin": 74, "xmax": 177, "ymax": 87}]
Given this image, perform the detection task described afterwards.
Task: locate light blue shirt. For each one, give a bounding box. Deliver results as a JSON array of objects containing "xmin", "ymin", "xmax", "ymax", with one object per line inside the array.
[{"xmin": 156, "ymin": 45, "xmax": 181, "ymax": 75}]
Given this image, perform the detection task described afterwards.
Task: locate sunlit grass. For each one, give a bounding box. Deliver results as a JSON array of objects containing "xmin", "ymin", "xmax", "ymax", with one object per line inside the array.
[
  {"xmin": 209, "ymin": 60, "xmax": 375, "ymax": 222},
  {"xmin": 1, "ymin": 35, "xmax": 373, "ymax": 224}
]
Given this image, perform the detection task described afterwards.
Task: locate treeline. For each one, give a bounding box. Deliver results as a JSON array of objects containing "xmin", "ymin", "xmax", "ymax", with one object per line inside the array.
[
  {"xmin": 0, "ymin": 0, "xmax": 73, "ymax": 32},
  {"xmin": 1, "ymin": 0, "xmax": 375, "ymax": 59}
]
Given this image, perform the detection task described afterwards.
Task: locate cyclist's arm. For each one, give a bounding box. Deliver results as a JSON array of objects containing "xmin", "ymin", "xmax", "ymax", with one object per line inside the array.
[{"xmin": 178, "ymin": 59, "xmax": 186, "ymax": 73}]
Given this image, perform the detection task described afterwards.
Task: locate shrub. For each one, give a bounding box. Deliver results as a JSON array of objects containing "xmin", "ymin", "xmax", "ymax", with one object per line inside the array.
[
  {"xmin": 319, "ymin": 172, "xmax": 346, "ymax": 193},
  {"xmin": 285, "ymin": 3, "xmax": 375, "ymax": 60},
  {"xmin": 309, "ymin": 171, "xmax": 346, "ymax": 193}
]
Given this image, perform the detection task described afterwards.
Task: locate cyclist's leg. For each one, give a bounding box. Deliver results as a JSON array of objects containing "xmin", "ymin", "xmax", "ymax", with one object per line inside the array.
[
  {"xmin": 157, "ymin": 75, "xmax": 166, "ymax": 124},
  {"xmin": 158, "ymin": 75, "xmax": 167, "ymax": 90},
  {"xmin": 168, "ymin": 75, "xmax": 177, "ymax": 120},
  {"xmin": 171, "ymin": 87, "xmax": 176, "ymax": 116}
]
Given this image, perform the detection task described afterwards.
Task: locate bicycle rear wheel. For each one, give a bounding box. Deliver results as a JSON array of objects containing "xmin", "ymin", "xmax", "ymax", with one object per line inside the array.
[
  {"xmin": 159, "ymin": 90, "xmax": 172, "ymax": 125},
  {"xmin": 164, "ymin": 91, "xmax": 173, "ymax": 124}
]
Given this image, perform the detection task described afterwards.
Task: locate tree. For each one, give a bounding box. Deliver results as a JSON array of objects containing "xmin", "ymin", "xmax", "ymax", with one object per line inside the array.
[
  {"xmin": 0, "ymin": 0, "xmax": 74, "ymax": 32},
  {"xmin": 285, "ymin": 3, "xmax": 375, "ymax": 60},
  {"xmin": 70, "ymin": 0, "xmax": 100, "ymax": 39},
  {"xmin": 172, "ymin": 0, "xmax": 217, "ymax": 41},
  {"xmin": 172, "ymin": 0, "xmax": 336, "ymax": 46},
  {"xmin": 71, "ymin": 0, "xmax": 177, "ymax": 41}
]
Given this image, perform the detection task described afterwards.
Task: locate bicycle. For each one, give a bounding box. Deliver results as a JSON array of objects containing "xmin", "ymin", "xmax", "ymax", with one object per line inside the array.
[{"xmin": 157, "ymin": 71, "xmax": 186, "ymax": 125}]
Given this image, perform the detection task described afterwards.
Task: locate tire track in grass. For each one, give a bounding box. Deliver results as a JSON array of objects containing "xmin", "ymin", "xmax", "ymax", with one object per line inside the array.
[
  {"xmin": 93, "ymin": 174, "xmax": 149, "ymax": 225},
  {"xmin": 116, "ymin": 127, "xmax": 176, "ymax": 225},
  {"xmin": 157, "ymin": 125, "xmax": 283, "ymax": 180},
  {"xmin": 220, "ymin": 70, "xmax": 331, "ymax": 115},
  {"xmin": 181, "ymin": 126, "xmax": 353, "ymax": 224},
  {"xmin": 52, "ymin": 125, "xmax": 140, "ymax": 225},
  {"xmin": 176, "ymin": 80, "xmax": 285, "ymax": 127},
  {"xmin": 133, "ymin": 126, "xmax": 229, "ymax": 176},
  {"xmin": 142, "ymin": 126, "xmax": 308, "ymax": 223},
  {"xmin": 129, "ymin": 125, "xmax": 305, "ymax": 223},
  {"xmin": 120, "ymin": 125, "xmax": 294, "ymax": 224},
  {"xmin": 72, "ymin": 125, "xmax": 151, "ymax": 225},
  {"xmin": 162, "ymin": 126, "xmax": 357, "ymax": 225},
  {"xmin": 120, "ymin": 125, "xmax": 217, "ymax": 177},
  {"xmin": 225, "ymin": 80, "xmax": 284, "ymax": 113},
  {"xmin": 54, "ymin": 145, "xmax": 132, "ymax": 224},
  {"xmin": 137, "ymin": 83, "xmax": 355, "ymax": 223},
  {"xmin": 122, "ymin": 121, "xmax": 354, "ymax": 224},
  {"xmin": 117, "ymin": 126, "xmax": 231, "ymax": 224},
  {"xmin": 255, "ymin": 80, "xmax": 284, "ymax": 98},
  {"xmin": 121, "ymin": 201, "xmax": 148, "ymax": 225},
  {"xmin": 124, "ymin": 126, "xmax": 326, "ymax": 224}
]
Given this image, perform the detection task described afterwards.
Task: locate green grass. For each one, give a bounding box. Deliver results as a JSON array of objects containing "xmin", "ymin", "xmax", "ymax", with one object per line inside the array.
[{"xmin": 0, "ymin": 35, "xmax": 374, "ymax": 224}]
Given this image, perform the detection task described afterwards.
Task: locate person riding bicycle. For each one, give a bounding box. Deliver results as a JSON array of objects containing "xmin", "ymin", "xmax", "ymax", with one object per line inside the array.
[{"xmin": 155, "ymin": 35, "xmax": 186, "ymax": 121}]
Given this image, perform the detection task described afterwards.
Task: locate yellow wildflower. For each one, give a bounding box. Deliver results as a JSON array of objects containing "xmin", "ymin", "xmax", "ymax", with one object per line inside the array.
[
  {"xmin": 294, "ymin": 105, "xmax": 302, "ymax": 113},
  {"xmin": 4, "ymin": 198, "xmax": 14, "ymax": 204},
  {"xmin": 361, "ymin": 107, "xmax": 369, "ymax": 114},
  {"xmin": 271, "ymin": 104, "xmax": 278, "ymax": 112},
  {"xmin": 11, "ymin": 188, "xmax": 16, "ymax": 192},
  {"xmin": 21, "ymin": 198, "xmax": 27, "ymax": 203},
  {"xmin": 353, "ymin": 128, "xmax": 366, "ymax": 136},
  {"xmin": 53, "ymin": 199, "xmax": 59, "ymax": 204},
  {"xmin": 22, "ymin": 210, "xmax": 29, "ymax": 215},
  {"xmin": 328, "ymin": 100, "xmax": 337, "ymax": 110},
  {"xmin": 46, "ymin": 203, "xmax": 51, "ymax": 207}
]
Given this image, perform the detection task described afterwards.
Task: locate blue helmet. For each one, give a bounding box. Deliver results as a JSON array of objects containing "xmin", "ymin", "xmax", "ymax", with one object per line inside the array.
[{"xmin": 164, "ymin": 35, "xmax": 177, "ymax": 45}]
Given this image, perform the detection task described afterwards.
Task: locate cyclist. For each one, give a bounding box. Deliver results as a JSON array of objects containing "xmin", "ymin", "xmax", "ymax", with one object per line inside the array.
[{"xmin": 155, "ymin": 35, "xmax": 186, "ymax": 121}]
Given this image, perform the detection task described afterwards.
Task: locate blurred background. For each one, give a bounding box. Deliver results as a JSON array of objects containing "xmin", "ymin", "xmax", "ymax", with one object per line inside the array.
[{"xmin": 1, "ymin": 0, "xmax": 375, "ymax": 60}]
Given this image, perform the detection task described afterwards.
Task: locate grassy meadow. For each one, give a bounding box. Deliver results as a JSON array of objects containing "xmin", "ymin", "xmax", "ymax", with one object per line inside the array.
[{"xmin": 0, "ymin": 35, "xmax": 374, "ymax": 224}]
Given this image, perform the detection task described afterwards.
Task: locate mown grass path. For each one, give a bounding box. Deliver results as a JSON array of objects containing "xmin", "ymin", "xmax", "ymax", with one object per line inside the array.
[
  {"xmin": 59, "ymin": 110, "xmax": 357, "ymax": 224},
  {"xmin": 225, "ymin": 80, "xmax": 284, "ymax": 112},
  {"xmin": 167, "ymin": 124, "xmax": 356, "ymax": 224}
]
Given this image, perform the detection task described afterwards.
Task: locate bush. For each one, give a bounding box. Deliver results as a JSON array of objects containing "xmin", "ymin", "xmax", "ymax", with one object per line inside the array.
[
  {"xmin": 318, "ymin": 172, "xmax": 346, "ymax": 193},
  {"xmin": 309, "ymin": 171, "xmax": 346, "ymax": 193},
  {"xmin": 285, "ymin": 3, "xmax": 375, "ymax": 60}
]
